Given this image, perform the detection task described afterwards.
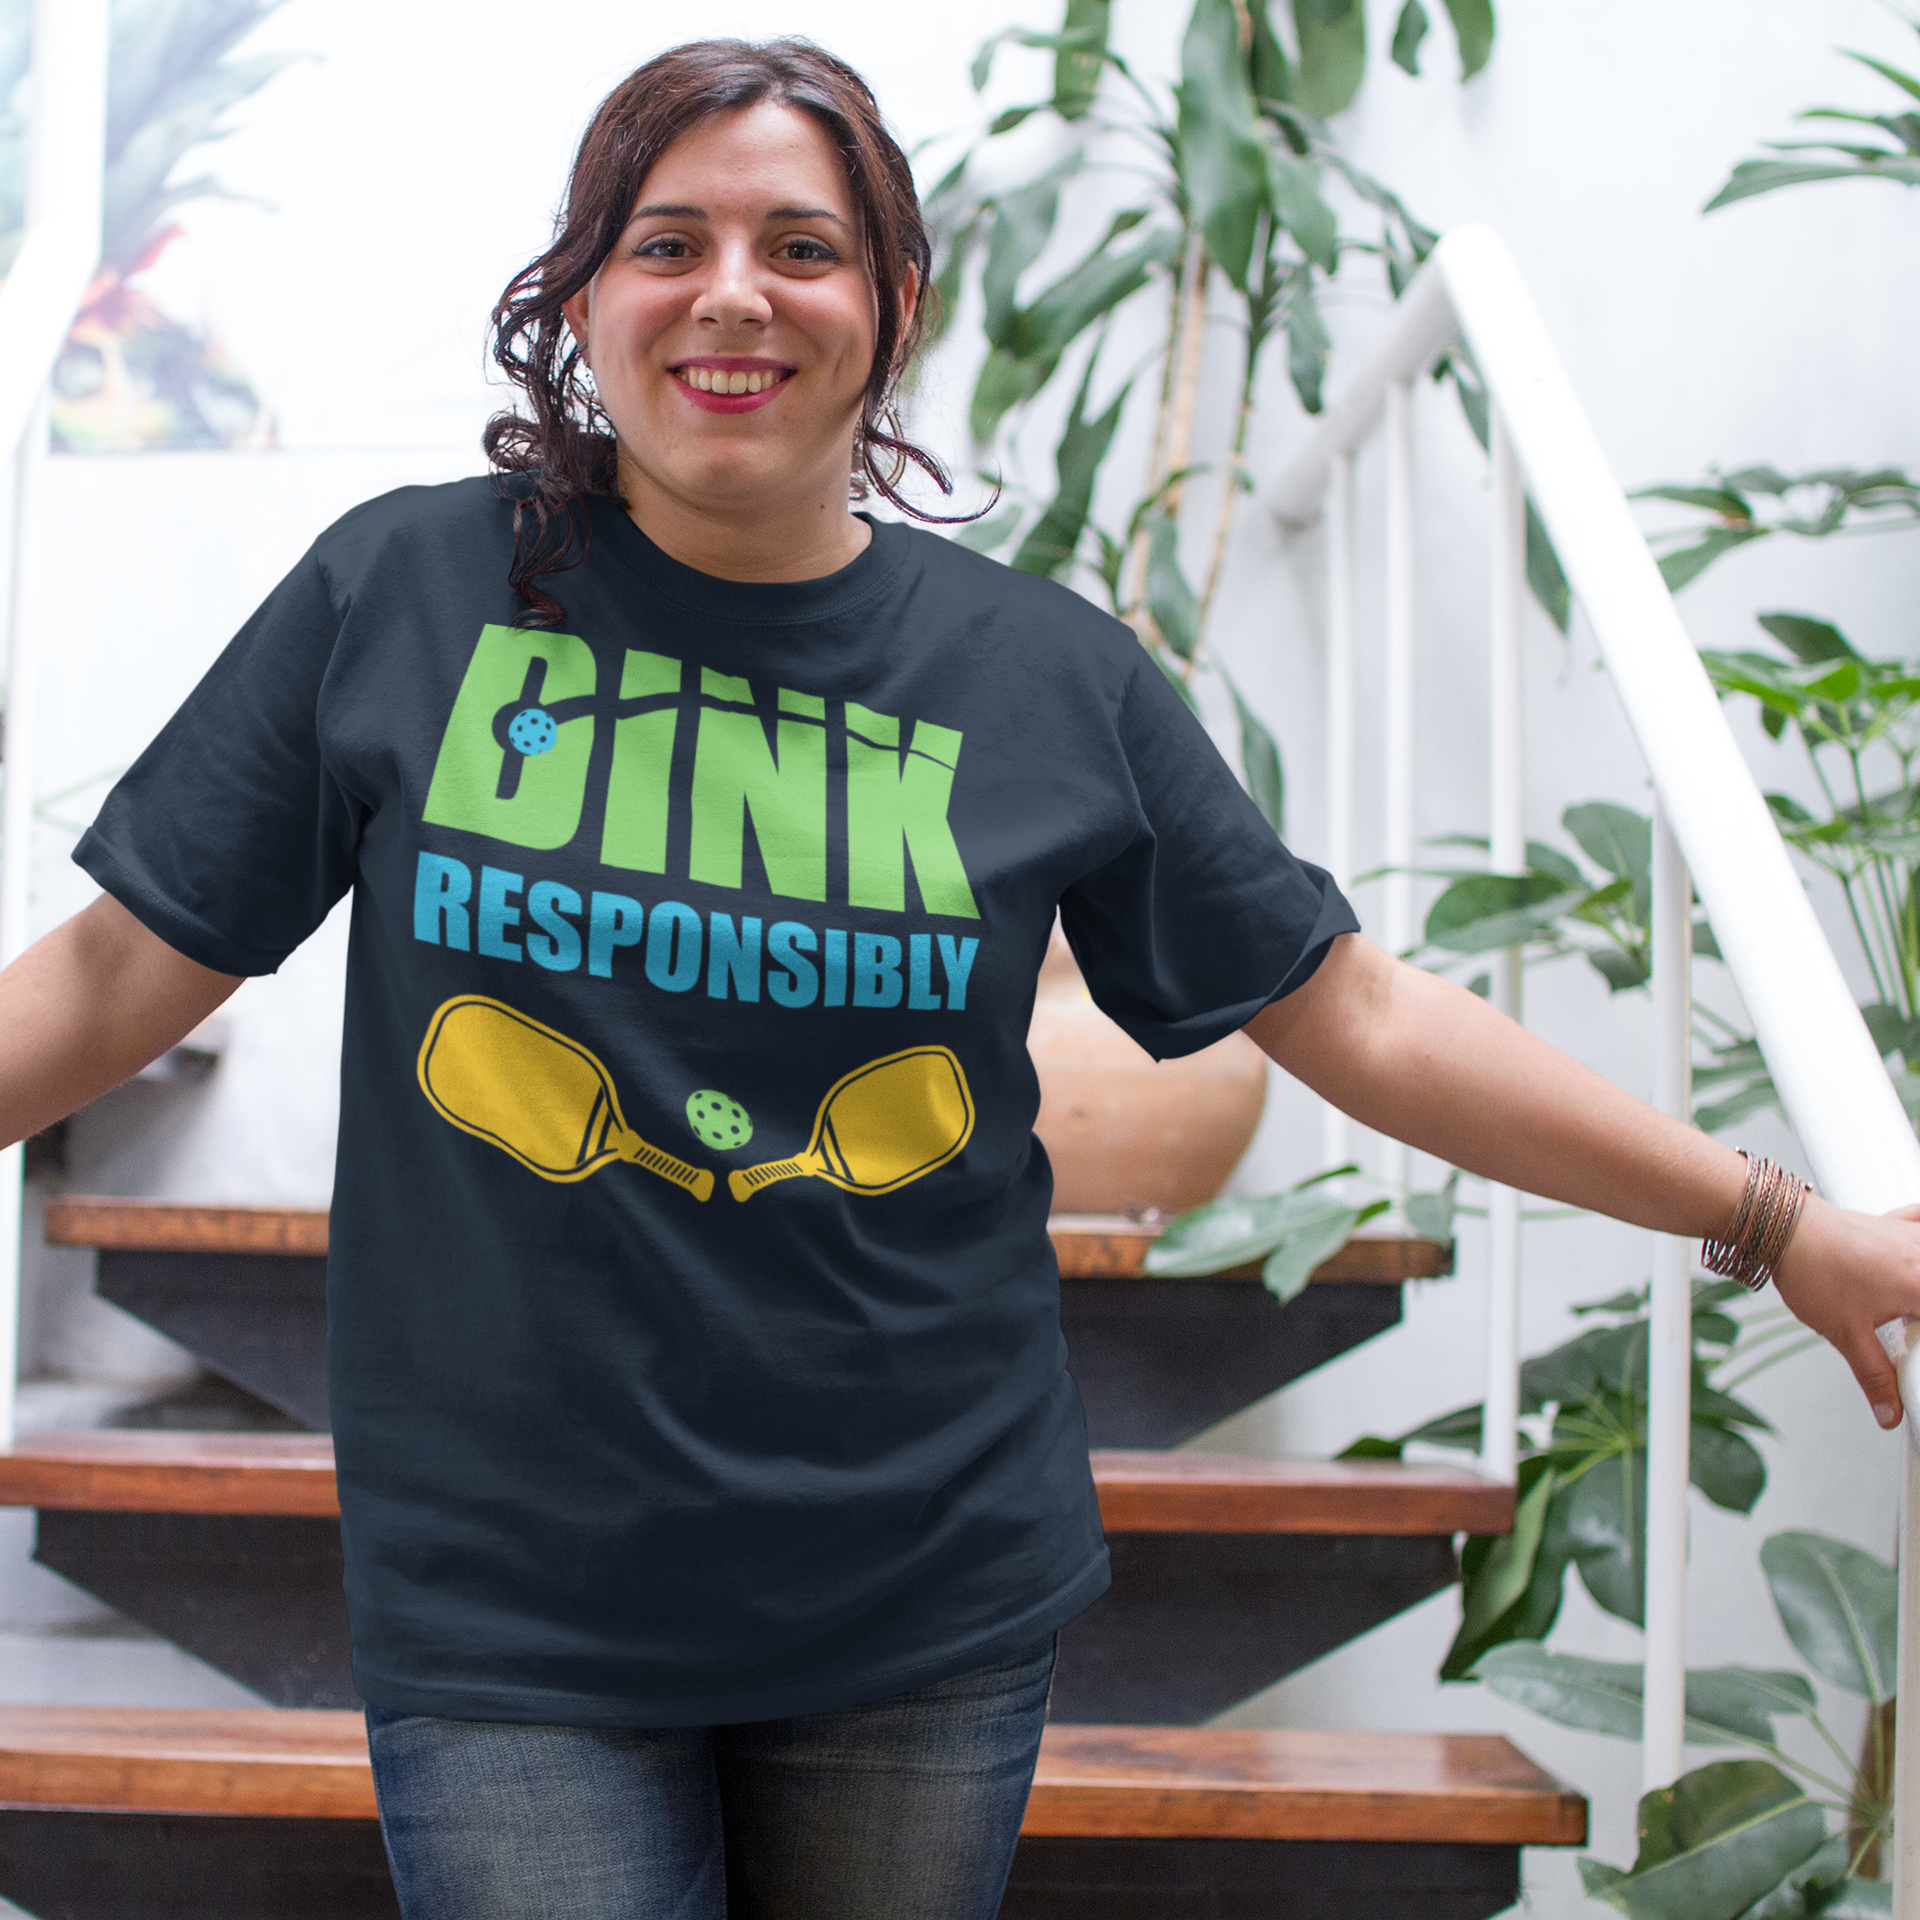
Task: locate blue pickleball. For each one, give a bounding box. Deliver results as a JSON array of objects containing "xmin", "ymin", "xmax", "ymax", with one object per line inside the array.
[{"xmin": 508, "ymin": 706, "xmax": 558, "ymax": 756}]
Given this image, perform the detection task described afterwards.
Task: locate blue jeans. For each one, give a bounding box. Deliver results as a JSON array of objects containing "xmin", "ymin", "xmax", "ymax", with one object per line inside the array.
[{"xmin": 365, "ymin": 1634, "xmax": 1055, "ymax": 1920}]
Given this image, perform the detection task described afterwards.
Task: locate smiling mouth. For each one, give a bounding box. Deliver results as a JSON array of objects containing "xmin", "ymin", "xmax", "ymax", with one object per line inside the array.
[{"xmin": 672, "ymin": 365, "xmax": 794, "ymax": 395}]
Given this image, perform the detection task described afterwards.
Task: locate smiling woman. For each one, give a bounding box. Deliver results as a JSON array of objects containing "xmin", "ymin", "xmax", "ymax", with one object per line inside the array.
[{"xmin": 488, "ymin": 39, "xmax": 954, "ymax": 616}]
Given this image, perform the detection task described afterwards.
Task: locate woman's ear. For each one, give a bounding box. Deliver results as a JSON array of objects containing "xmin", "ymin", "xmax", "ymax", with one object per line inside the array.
[
  {"xmin": 898, "ymin": 262, "xmax": 922, "ymax": 338},
  {"xmin": 561, "ymin": 287, "xmax": 591, "ymax": 356}
]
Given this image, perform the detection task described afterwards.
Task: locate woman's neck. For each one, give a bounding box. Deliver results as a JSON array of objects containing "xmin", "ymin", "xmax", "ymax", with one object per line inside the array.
[{"xmin": 616, "ymin": 446, "xmax": 871, "ymax": 584}]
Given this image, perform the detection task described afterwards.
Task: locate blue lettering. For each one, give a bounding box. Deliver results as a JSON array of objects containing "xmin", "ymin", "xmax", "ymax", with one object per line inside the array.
[
  {"xmin": 588, "ymin": 892, "xmax": 643, "ymax": 977},
  {"xmin": 937, "ymin": 935, "xmax": 979, "ymax": 1011},
  {"xmin": 766, "ymin": 921, "xmax": 819, "ymax": 1008},
  {"xmin": 824, "ymin": 928, "xmax": 848, "ymax": 1008},
  {"xmin": 646, "ymin": 901, "xmax": 703, "ymax": 993},
  {"xmin": 477, "ymin": 866, "xmax": 524, "ymax": 961},
  {"xmin": 853, "ymin": 931, "xmax": 904, "ymax": 1009},
  {"xmin": 413, "ymin": 852, "xmax": 472, "ymax": 950},
  {"xmin": 707, "ymin": 914, "xmax": 763, "ymax": 1002},
  {"xmin": 525, "ymin": 881, "xmax": 583, "ymax": 972},
  {"xmin": 908, "ymin": 933, "xmax": 941, "ymax": 1010}
]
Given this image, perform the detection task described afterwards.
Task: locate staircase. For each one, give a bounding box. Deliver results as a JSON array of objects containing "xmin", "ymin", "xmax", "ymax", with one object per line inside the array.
[{"xmin": 0, "ymin": 1199, "xmax": 1583, "ymax": 1917}]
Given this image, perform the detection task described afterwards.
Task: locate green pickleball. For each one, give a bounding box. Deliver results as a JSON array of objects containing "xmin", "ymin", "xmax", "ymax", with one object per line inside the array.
[{"xmin": 686, "ymin": 1090, "xmax": 753, "ymax": 1152}]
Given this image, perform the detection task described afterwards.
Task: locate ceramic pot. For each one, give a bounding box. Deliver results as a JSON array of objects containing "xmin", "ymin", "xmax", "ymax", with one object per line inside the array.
[{"xmin": 1028, "ymin": 925, "xmax": 1268, "ymax": 1215}]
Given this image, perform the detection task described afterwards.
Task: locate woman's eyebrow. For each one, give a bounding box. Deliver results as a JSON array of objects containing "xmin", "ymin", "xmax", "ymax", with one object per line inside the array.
[{"xmin": 627, "ymin": 203, "xmax": 851, "ymax": 231}]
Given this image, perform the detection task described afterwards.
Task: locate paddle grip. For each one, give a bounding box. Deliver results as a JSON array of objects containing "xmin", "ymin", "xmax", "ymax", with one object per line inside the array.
[
  {"xmin": 624, "ymin": 1136, "xmax": 714, "ymax": 1203},
  {"xmin": 728, "ymin": 1158, "xmax": 811, "ymax": 1203}
]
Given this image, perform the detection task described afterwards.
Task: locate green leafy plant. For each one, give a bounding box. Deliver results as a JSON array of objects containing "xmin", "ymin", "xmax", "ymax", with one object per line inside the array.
[
  {"xmin": 1340, "ymin": 1279, "xmax": 1801, "ymax": 1680},
  {"xmin": 1141, "ymin": 1162, "xmax": 1399, "ymax": 1302},
  {"xmin": 925, "ymin": 0, "xmax": 1490, "ymax": 827},
  {"xmin": 1471, "ymin": 1529, "xmax": 1897, "ymax": 1914},
  {"xmin": 1705, "ymin": 5, "xmax": 1920, "ymax": 212}
]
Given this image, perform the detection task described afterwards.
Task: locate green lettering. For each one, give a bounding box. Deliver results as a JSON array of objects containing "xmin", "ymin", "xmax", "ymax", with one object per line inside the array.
[
  {"xmin": 422, "ymin": 625, "xmax": 598, "ymax": 850},
  {"xmin": 845, "ymin": 710, "xmax": 979, "ymax": 918},
  {"xmin": 600, "ymin": 650, "xmax": 682, "ymax": 873},
  {"xmin": 688, "ymin": 683, "xmax": 827, "ymax": 901}
]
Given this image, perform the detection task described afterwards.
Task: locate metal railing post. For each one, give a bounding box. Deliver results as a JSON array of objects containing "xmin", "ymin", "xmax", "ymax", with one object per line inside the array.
[
  {"xmin": 1322, "ymin": 452, "xmax": 1356, "ymax": 1172},
  {"xmin": 1644, "ymin": 802, "xmax": 1694, "ymax": 1790},
  {"xmin": 1382, "ymin": 382, "xmax": 1416, "ymax": 1194},
  {"xmin": 1480, "ymin": 405, "xmax": 1525, "ymax": 1483}
]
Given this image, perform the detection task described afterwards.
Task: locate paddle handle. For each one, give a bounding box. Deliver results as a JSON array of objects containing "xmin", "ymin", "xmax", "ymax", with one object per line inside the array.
[
  {"xmin": 621, "ymin": 1134, "xmax": 714, "ymax": 1203},
  {"xmin": 729, "ymin": 1156, "xmax": 814, "ymax": 1203}
]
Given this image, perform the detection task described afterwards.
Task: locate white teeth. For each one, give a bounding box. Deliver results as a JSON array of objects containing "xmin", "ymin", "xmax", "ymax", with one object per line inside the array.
[
  {"xmin": 695, "ymin": 368, "xmax": 713, "ymax": 391},
  {"xmin": 727, "ymin": 371, "xmax": 749, "ymax": 394},
  {"xmin": 746, "ymin": 372, "xmax": 765, "ymax": 394},
  {"xmin": 678, "ymin": 367, "xmax": 785, "ymax": 395}
]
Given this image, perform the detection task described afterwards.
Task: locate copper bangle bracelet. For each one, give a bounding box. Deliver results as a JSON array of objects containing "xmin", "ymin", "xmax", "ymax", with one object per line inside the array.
[{"xmin": 1701, "ymin": 1151, "xmax": 1810, "ymax": 1294}]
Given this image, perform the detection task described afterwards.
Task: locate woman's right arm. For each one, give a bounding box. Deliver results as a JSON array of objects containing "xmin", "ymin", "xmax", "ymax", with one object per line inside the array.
[{"xmin": 0, "ymin": 895, "xmax": 242, "ymax": 1148}]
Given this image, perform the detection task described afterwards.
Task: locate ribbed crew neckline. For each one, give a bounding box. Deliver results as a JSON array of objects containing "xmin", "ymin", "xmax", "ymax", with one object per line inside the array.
[{"xmin": 588, "ymin": 499, "xmax": 910, "ymax": 627}]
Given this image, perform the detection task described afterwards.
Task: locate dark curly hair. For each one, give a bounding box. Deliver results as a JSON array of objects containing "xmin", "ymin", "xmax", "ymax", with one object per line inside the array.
[{"xmin": 485, "ymin": 37, "xmax": 954, "ymax": 626}]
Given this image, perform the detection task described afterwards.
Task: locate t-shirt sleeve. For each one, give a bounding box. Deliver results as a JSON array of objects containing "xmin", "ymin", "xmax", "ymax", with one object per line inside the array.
[
  {"xmin": 72, "ymin": 548, "xmax": 363, "ymax": 976},
  {"xmin": 1058, "ymin": 649, "xmax": 1359, "ymax": 1061}
]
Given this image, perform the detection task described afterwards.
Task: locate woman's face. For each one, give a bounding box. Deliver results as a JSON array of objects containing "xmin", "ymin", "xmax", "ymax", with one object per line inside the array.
[{"xmin": 563, "ymin": 102, "xmax": 889, "ymax": 523}]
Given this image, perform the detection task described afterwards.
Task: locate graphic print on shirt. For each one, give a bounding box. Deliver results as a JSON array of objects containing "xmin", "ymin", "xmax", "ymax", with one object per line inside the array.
[
  {"xmin": 417, "ymin": 995, "xmax": 716, "ymax": 1200},
  {"xmin": 729, "ymin": 1046, "xmax": 974, "ymax": 1202},
  {"xmin": 417, "ymin": 996, "xmax": 976, "ymax": 1206},
  {"xmin": 420, "ymin": 626, "xmax": 979, "ymax": 919}
]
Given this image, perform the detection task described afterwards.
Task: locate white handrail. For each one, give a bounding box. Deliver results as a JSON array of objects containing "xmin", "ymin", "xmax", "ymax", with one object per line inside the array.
[
  {"xmin": 1270, "ymin": 225, "xmax": 1920, "ymax": 1906},
  {"xmin": 0, "ymin": 0, "xmax": 111, "ymax": 1451}
]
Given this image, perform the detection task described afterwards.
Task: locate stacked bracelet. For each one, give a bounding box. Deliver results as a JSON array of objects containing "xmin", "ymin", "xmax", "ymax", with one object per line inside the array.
[{"xmin": 1700, "ymin": 1151, "xmax": 1810, "ymax": 1293}]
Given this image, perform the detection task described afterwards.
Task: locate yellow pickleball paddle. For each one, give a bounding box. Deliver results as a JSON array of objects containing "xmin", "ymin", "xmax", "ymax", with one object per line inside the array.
[
  {"xmin": 418, "ymin": 996, "xmax": 714, "ymax": 1200},
  {"xmin": 729, "ymin": 1046, "xmax": 974, "ymax": 1202}
]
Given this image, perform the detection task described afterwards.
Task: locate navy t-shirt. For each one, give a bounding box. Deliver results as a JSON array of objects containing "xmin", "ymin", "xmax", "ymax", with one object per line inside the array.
[{"xmin": 75, "ymin": 479, "xmax": 1357, "ymax": 1726}]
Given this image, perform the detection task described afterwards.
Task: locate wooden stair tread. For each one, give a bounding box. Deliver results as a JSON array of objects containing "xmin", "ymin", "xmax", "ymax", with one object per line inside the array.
[
  {"xmin": 0, "ymin": 1708, "xmax": 1583, "ymax": 1843},
  {"xmin": 0, "ymin": 1433, "xmax": 1511, "ymax": 1535},
  {"xmin": 42, "ymin": 1197, "xmax": 1452, "ymax": 1285},
  {"xmin": 1092, "ymin": 1452, "xmax": 1512, "ymax": 1534},
  {"xmin": 0, "ymin": 1431, "xmax": 338, "ymax": 1516}
]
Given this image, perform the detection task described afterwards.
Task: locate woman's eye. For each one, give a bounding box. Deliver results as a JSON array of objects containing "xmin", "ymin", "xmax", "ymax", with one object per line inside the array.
[
  {"xmin": 781, "ymin": 238, "xmax": 836, "ymax": 263},
  {"xmin": 636, "ymin": 236, "xmax": 690, "ymax": 259}
]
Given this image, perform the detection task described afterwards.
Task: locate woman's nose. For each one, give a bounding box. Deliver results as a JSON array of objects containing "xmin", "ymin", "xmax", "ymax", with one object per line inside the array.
[{"xmin": 691, "ymin": 238, "xmax": 773, "ymax": 329}]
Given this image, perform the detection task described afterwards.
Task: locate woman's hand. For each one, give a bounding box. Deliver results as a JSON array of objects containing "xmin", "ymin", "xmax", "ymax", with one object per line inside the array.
[{"xmin": 1772, "ymin": 1199, "xmax": 1920, "ymax": 1429}]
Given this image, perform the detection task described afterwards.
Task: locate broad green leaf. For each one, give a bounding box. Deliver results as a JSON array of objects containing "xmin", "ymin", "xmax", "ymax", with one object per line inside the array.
[
  {"xmin": 1145, "ymin": 1190, "xmax": 1359, "ymax": 1277},
  {"xmin": 1841, "ymin": 48, "xmax": 1920, "ymax": 106},
  {"xmin": 1390, "ymin": 0, "xmax": 1428, "ymax": 74},
  {"xmin": 1231, "ymin": 683, "xmax": 1286, "ymax": 833},
  {"xmin": 1262, "ymin": 1200, "xmax": 1370, "ymax": 1301},
  {"xmin": 1284, "ymin": 268, "xmax": 1332, "ymax": 414},
  {"xmin": 981, "ymin": 154, "xmax": 1080, "ymax": 349},
  {"xmin": 1010, "ymin": 357, "xmax": 1130, "ymax": 580},
  {"xmin": 1760, "ymin": 1531, "xmax": 1897, "ymax": 1703},
  {"xmin": 1145, "ymin": 513, "xmax": 1200, "ymax": 659},
  {"xmin": 1179, "ymin": 0, "xmax": 1271, "ymax": 289},
  {"xmin": 1249, "ymin": 0, "xmax": 1296, "ymax": 105},
  {"xmin": 1756, "ymin": 612, "xmax": 1858, "ymax": 664},
  {"xmin": 989, "ymin": 104, "xmax": 1045, "ymax": 135},
  {"xmin": 1689, "ymin": 1424, "xmax": 1767, "ymax": 1514},
  {"xmin": 1589, "ymin": 948, "xmax": 1651, "ymax": 994},
  {"xmin": 1527, "ymin": 841, "xmax": 1586, "ymax": 889},
  {"xmin": 1730, "ymin": 1832, "xmax": 1850, "ymax": 1917},
  {"xmin": 969, "ymin": 344, "xmax": 1049, "ymax": 444},
  {"xmin": 1528, "ymin": 501, "xmax": 1574, "ymax": 633},
  {"xmin": 1406, "ymin": 1168, "xmax": 1458, "ymax": 1241},
  {"xmin": 1695, "ymin": 1079, "xmax": 1782, "ymax": 1135},
  {"xmin": 1268, "ymin": 152, "xmax": 1339, "ymax": 272},
  {"xmin": 1441, "ymin": 1457, "xmax": 1568, "ymax": 1676},
  {"xmin": 1564, "ymin": 801, "xmax": 1652, "ymax": 887},
  {"xmin": 1456, "ymin": 1467, "xmax": 1558, "ymax": 1647},
  {"xmin": 1684, "ymin": 1667, "xmax": 1816, "ymax": 1745},
  {"xmin": 1475, "ymin": 1645, "xmax": 1759, "ymax": 1745},
  {"xmin": 1017, "ymin": 228, "xmax": 1180, "ymax": 364},
  {"xmin": 1052, "ymin": 0, "xmax": 1111, "ymax": 120},
  {"xmin": 1438, "ymin": 0, "xmax": 1495, "ymax": 78},
  {"xmin": 1422, "ymin": 871, "xmax": 1576, "ymax": 953},
  {"xmin": 1706, "ymin": 157, "xmax": 1920, "ymax": 212},
  {"xmin": 1592, "ymin": 1761, "xmax": 1827, "ymax": 1920},
  {"xmin": 1814, "ymin": 1877, "xmax": 1895, "ymax": 1917},
  {"xmin": 1659, "ymin": 528, "xmax": 1767, "ymax": 593},
  {"xmin": 1634, "ymin": 484, "xmax": 1754, "ymax": 518},
  {"xmin": 1293, "ymin": 0, "xmax": 1368, "ymax": 116},
  {"xmin": 1554, "ymin": 1448, "xmax": 1647, "ymax": 1625},
  {"xmin": 971, "ymin": 24, "xmax": 1096, "ymax": 93}
]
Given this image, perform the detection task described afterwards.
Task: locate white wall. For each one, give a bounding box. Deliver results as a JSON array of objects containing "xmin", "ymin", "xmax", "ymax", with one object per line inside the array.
[{"xmin": 12, "ymin": 2, "xmax": 1920, "ymax": 1909}]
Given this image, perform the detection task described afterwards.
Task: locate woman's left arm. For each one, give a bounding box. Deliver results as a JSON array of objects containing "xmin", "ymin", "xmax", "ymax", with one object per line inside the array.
[{"xmin": 1245, "ymin": 931, "xmax": 1920, "ymax": 1429}]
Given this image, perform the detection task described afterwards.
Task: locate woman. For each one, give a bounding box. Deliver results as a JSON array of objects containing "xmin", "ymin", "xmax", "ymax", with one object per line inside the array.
[{"xmin": 3, "ymin": 35, "xmax": 1918, "ymax": 1920}]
